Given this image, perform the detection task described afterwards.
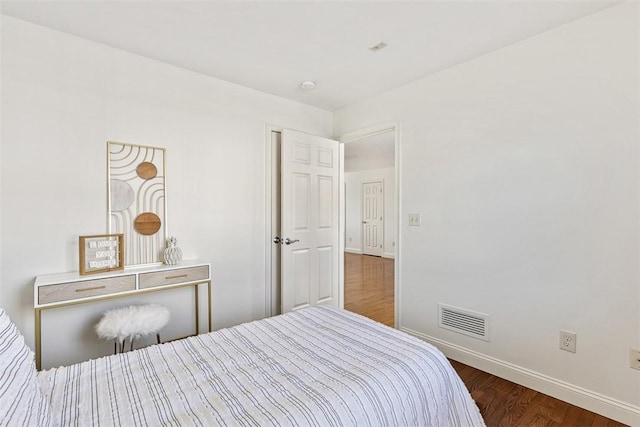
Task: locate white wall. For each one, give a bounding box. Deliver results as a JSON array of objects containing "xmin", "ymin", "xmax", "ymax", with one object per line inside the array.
[
  {"xmin": 0, "ymin": 16, "xmax": 332, "ymax": 368},
  {"xmin": 344, "ymin": 167, "xmax": 395, "ymax": 258},
  {"xmin": 335, "ymin": 3, "xmax": 639, "ymax": 425}
]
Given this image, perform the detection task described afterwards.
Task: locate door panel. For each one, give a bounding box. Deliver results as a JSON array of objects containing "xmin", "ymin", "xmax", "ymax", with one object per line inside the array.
[
  {"xmin": 292, "ymin": 249, "xmax": 310, "ymax": 310},
  {"xmin": 317, "ymin": 246, "xmax": 333, "ymax": 303},
  {"xmin": 281, "ymin": 129, "xmax": 339, "ymax": 313},
  {"xmin": 293, "ymin": 173, "xmax": 310, "ymax": 230},
  {"xmin": 318, "ymin": 175, "xmax": 333, "ymax": 228}
]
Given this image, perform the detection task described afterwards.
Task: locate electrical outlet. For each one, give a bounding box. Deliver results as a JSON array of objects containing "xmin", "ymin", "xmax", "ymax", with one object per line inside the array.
[
  {"xmin": 349, "ymin": 237, "xmax": 352, "ymax": 242},
  {"xmin": 409, "ymin": 213, "xmax": 421, "ymax": 226},
  {"xmin": 630, "ymin": 349, "xmax": 640, "ymax": 370},
  {"xmin": 559, "ymin": 330, "xmax": 576, "ymax": 353}
]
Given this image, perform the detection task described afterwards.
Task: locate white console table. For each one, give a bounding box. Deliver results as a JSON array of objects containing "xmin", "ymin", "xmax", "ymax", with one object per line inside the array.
[{"xmin": 34, "ymin": 260, "xmax": 211, "ymax": 370}]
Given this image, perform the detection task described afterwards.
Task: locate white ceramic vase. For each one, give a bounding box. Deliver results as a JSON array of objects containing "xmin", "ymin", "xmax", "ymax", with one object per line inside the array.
[{"xmin": 163, "ymin": 237, "xmax": 183, "ymax": 265}]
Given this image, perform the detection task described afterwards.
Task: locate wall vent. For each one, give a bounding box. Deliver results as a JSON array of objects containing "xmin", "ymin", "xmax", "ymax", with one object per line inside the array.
[{"xmin": 438, "ymin": 303, "xmax": 489, "ymax": 342}]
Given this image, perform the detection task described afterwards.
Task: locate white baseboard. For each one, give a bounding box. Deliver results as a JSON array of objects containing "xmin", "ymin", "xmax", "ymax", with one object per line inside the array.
[
  {"xmin": 382, "ymin": 252, "xmax": 395, "ymax": 259},
  {"xmin": 400, "ymin": 327, "xmax": 640, "ymax": 427}
]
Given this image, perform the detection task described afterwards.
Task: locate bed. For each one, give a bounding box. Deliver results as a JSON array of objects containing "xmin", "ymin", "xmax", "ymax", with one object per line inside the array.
[{"xmin": 1, "ymin": 306, "xmax": 485, "ymax": 426}]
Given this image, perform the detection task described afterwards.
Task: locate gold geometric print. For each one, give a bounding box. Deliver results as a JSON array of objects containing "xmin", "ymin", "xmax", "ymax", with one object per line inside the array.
[{"xmin": 108, "ymin": 142, "xmax": 167, "ymax": 266}]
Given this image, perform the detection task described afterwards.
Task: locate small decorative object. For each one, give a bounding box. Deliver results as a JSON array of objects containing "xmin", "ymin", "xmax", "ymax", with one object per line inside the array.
[
  {"xmin": 79, "ymin": 234, "xmax": 124, "ymax": 275},
  {"xmin": 163, "ymin": 236, "xmax": 183, "ymax": 265}
]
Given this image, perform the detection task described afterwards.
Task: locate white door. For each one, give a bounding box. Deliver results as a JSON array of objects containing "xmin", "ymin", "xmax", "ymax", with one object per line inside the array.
[
  {"xmin": 362, "ymin": 180, "xmax": 384, "ymax": 257},
  {"xmin": 281, "ymin": 129, "xmax": 340, "ymax": 313}
]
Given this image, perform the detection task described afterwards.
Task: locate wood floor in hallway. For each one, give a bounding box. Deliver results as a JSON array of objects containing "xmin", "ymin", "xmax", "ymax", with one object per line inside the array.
[
  {"xmin": 343, "ymin": 252, "xmax": 395, "ymax": 327},
  {"xmin": 342, "ymin": 252, "xmax": 628, "ymax": 427}
]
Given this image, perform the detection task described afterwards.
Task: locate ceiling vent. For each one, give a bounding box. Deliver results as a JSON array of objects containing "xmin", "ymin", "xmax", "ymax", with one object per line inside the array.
[
  {"xmin": 438, "ymin": 303, "xmax": 489, "ymax": 342},
  {"xmin": 368, "ymin": 42, "xmax": 387, "ymax": 52}
]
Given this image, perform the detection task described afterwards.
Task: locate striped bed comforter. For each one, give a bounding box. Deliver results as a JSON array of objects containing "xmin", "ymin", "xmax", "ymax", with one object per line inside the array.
[{"xmin": 39, "ymin": 306, "xmax": 485, "ymax": 426}]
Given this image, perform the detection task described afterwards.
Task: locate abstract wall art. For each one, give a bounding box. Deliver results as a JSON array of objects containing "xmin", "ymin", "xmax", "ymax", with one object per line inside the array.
[{"xmin": 108, "ymin": 142, "xmax": 167, "ymax": 266}]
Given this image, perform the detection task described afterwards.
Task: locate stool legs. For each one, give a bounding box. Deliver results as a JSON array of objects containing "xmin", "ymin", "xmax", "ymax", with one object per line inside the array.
[
  {"xmin": 113, "ymin": 340, "xmax": 126, "ymax": 355},
  {"xmin": 113, "ymin": 334, "xmax": 162, "ymax": 354},
  {"xmin": 112, "ymin": 335, "xmax": 162, "ymax": 355},
  {"xmin": 114, "ymin": 339, "xmax": 127, "ymax": 354}
]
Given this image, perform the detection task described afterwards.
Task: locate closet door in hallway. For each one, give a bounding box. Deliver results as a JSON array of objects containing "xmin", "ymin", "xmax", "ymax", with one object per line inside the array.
[
  {"xmin": 343, "ymin": 253, "xmax": 394, "ymax": 327},
  {"xmin": 362, "ymin": 180, "xmax": 384, "ymax": 257}
]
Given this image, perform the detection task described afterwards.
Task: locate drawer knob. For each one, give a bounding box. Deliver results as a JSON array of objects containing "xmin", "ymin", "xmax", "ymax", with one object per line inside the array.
[
  {"xmin": 165, "ymin": 274, "xmax": 188, "ymax": 280},
  {"xmin": 75, "ymin": 285, "xmax": 106, "ymax": 292}
]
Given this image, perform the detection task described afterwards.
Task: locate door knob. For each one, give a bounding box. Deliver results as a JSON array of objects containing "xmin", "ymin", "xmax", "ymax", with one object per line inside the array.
[
  {"xmin": 362, "ymin": 221, "xmax": 368, "ymax": 224},
  {"xmin": 283, "ymin": 238, "xmax": 299, "ymax": 245},
  {"xmin": 273, "ymin": 237, "xmax": 282, "ymax": 244}
]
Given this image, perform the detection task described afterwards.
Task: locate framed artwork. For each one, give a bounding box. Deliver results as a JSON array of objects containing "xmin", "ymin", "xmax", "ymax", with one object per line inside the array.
[
  {"xmin": 79, "ymin": 234, "xmax": 124, "ymax": 275},
  {"xmin": 107, "ymin": 142, "xmax": 167, "ymax": 266}
]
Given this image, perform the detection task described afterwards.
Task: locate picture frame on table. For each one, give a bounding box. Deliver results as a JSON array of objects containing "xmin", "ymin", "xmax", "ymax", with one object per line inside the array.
[{"xmin": 79, "ymin": 234, "xmax": 124, "ymax": 275}]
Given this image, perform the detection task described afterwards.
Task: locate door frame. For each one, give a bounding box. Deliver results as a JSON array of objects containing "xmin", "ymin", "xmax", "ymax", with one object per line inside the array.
[
  {"xmin": 265, "ymin": 122, "xmax": 400, "ymax": 327},
  {"xmin": 265, "ymin": 126, "xmax": 282, "ymax": 317},
  {"xmin": 265, "ymin": 125, "xmax": 282, "ymax": 318}
]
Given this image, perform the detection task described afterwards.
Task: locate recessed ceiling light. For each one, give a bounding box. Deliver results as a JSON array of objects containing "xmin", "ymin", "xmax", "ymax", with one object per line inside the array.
[
  {"xmin": 300, "ymin": 81, "xmax": 316, "ymax": 90},
  {"xmin": 369, "ymin": 42, "xmax": 387, "ymax": 52}
]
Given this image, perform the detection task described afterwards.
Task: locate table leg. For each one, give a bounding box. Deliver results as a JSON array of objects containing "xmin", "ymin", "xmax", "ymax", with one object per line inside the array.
[
  {"xmin": 208, "ymin": 280, "xmax": 212, "ymax": 332},
  {"xmin": 194, "ymin": 284, "xmax": 200, "ymax": 335},
  {"xmin": 35, "ymin": 308, "xmax": 42, "ymax": 370}
]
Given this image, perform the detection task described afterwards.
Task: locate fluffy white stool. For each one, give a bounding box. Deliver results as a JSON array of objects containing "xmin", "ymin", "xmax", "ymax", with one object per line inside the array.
[{"xmin": 96, "ymin": 304, "xmax": 170, "ymax": 354}]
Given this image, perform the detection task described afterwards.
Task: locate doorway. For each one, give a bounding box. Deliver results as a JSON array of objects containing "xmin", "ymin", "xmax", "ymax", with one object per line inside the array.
[{"xmin": 342, "ymin": 128, "xmax": 397, "ymax": 326}]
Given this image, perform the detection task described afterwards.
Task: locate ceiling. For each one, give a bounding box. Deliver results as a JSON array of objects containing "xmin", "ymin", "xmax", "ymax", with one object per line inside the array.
[{"xmin": 1, "ymin": 1, "xmax": 618, "ymax": 111}]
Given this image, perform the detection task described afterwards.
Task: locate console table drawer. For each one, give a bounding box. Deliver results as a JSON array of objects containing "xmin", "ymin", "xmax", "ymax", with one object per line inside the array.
[
  {"xmin": 139, "ymin": 265, "xmax": 210, "ymax": 289},
  {"xmin": 38, "ymin": 276, "xmax": 136, "ymax": 305}
]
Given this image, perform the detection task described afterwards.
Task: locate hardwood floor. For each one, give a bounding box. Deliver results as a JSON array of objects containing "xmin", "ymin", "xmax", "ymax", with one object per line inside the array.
[
  {"xmin": 450, "ymin": 359, "xmax": 627, "ymax": 427},
  {"xmin": 343, "ymin": 253, "xmax": 628, "ymax": 427},
  {"xmin": 344, "ymin": 252, "xmax": 394, "ymax": 327}
]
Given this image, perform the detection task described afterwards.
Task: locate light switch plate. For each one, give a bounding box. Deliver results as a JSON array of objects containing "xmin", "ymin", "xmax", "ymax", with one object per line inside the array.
[
  {"xmin": 631, "ymin": 349, "xmax": 640, "ymax": 370},
  {"xmin": 409, "ymin": 213, "xmax": 421, "ymax": 226}
]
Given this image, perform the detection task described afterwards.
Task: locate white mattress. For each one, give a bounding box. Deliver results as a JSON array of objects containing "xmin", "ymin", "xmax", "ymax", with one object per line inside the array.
[{"xmin": 39, "ymin": 306, "xmax": 485, "ymax": 426}]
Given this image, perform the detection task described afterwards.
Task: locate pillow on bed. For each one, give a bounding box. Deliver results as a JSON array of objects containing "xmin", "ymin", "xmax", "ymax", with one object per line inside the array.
[{"xmin": 0, "ymin": 308, "xmax": 51, "ymax": 427}]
